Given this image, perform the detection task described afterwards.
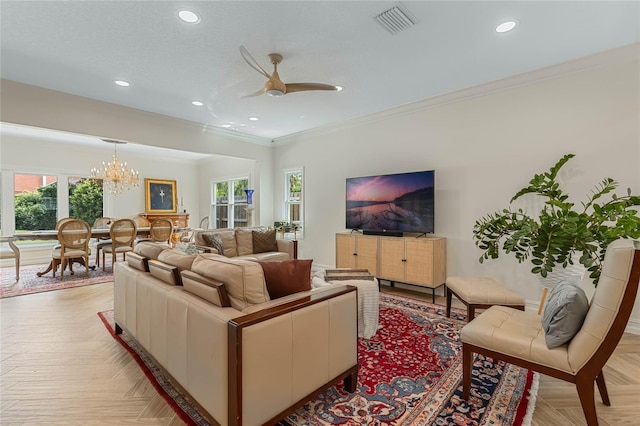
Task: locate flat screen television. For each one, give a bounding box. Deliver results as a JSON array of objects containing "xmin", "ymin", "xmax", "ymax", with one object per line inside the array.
[{"xmin": 346, "ymin": 170, "xmax": 434, "ymax": 235}]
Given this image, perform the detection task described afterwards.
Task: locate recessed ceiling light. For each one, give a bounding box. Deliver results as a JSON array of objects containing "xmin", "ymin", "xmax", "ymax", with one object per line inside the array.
[
  {"xmin": 114, "ymin": 80, "xmax": 130, "ymax": 87},
  {"xmin": 191, "ymin": 100, "xmax": 204, "ymax": 106},
  {"xmin": 299, "ymin": 115, "xmax": 305, "ymax": 119},
  {"xmin": 178, "ymin": 10, "xmax": 200, "ymax": 23},
  {"xmin": 495, "ymin": 20, "xmax": 517, "ymax": 33},
  {"xmin": 248, "ymin": 116, "xmax": 259, "ymax": 121},
  {"xmin": 220, "ymin": 124, "xmax": 231, "ymax": 128},
  {"xmin": 335, "ymin": 86, "xmax": 343, "ymax": 91}
]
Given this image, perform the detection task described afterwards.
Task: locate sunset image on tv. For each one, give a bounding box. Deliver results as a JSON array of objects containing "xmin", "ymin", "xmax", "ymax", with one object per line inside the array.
[{"xmin": 346, "ymin": 170, "xmax": 434, "ymax": 233}]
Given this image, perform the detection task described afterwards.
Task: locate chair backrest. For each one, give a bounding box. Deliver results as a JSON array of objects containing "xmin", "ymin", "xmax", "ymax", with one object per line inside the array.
[
  {"xmin": 150, "ymin": 218, "xmax": 173, "ymax": 243},
  {"xmin": 55, "ymin": 217, "xmax": 75, "ymax": 230},
  {"xmin": 93, "ymin": 217, "xmax": 112, "ymax": 229},
  {"xmin": 109, "ymin": 218, "xmax": 137, "ymax": 248},
  {"xmin": 131, "ymin": 215, "xmax": 150, "ymax": 227},
  {"xmin": 199, "ymin": 216, "xmax": 209, "ymax": 230},
  {"xmin": 57, "ymin": 219, "xmax": 91, "ymax": 252},
  {"xmin": 568, "ymin": 239, "xmax": 640, "ymax": 372}
]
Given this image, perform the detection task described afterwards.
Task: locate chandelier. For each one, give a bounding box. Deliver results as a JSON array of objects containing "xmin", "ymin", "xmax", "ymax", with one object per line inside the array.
[{"xmin": 90, "ymin": 139, "xmax": 140, "ymax": 195}]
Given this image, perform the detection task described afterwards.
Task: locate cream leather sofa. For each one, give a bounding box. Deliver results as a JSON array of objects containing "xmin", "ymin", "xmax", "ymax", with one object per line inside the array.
[
  {"xmin": 114, "ymin": 243, "xmax": 358, "ymax": 425},
  {"xmin": 192, "ymin": 226, "xmax": 296, "ymax": 261}
]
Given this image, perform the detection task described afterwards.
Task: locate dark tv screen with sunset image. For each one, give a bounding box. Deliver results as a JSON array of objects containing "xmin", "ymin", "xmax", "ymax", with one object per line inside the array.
[{"xmin": 346, "ymin": 170, "xmax": 435, "ymax": 234}]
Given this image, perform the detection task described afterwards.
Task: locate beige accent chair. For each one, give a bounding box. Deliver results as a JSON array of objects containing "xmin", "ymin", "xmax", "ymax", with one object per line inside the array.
[
  {"xmin": 102, "ymin": 218, "xmax": 137, "ymax": 271},
  {"xmin": 0, "ymin": 236, "xmax": 20, "ymax": 281},
  {"xmin": 461, "ymin": 239, "xmax": 640, "ymax": 426},
  {"xmin": 52, "ymin": 219, "xmax": 92, "ymax": 280}
]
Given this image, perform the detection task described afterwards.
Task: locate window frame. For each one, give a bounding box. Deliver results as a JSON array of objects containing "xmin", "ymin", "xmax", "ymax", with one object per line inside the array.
[
  {"xmin": 210, "ymin": 176, "xmax": 250, "ymax": 229},
  {"xmin": 283, "ymin": 168, "xmax": 304, "ymax": 238}
]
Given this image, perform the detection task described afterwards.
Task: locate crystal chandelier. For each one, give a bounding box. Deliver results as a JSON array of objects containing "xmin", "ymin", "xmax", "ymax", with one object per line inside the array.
[{"xmin": 90, "ymin": 139, "xmax": 140, "ymax": 195}]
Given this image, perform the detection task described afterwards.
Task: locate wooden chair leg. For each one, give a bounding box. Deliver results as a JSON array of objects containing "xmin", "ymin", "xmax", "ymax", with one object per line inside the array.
[
  {"xmin": 462, "ymin": 343, "xmax": 473, "ymax": 399},
  {"xmin": 446, "ymin": 287, "xmax": 452, "ymax": 317},
  {"xmin": 596, "ymin": 371, "xmax": 611, "ymax": 406},
  {"xmin": 60, "ymin": 259, "xmax": 66, "ymax": 281},
  {"xmin": 96, "ymin": 246, "xmax": 101, "ymax": 267},
  {"xmin": 576, "ymin": 376, "xmax": 599, "ymax": 426},
  {"xmin": 85, "ymin": 255, "xmax": 90, "ymax": 277}
]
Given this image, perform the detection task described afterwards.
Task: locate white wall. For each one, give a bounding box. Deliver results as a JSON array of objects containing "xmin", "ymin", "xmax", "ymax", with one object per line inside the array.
[
  {"xmin": 273, "ymin": 48, "xmax": 640, "ymax": 330},
  {"xmin": 0, "ymin": 134, "xmax": 199, "ymax": 225}
]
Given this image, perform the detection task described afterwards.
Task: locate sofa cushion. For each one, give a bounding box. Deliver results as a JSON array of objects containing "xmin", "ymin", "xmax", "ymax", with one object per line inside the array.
[
  {"xmin": 191, "ymin": 254, "xmax": 270, "ymax": 310},
  {"xmin": 542, "ymin": 276, "xmax": 590, "ymax": 349},
  {"xmin": 134, "ymin": 241, "xmax": 166, "ymax": 260},
  {"xmin": 252, "ymin": 229, "xmax": 278, "ymax": 253},
  {"xmin": 243, "ymin": 252, "xmax": 290, "ymax": 262},
  {"xmin": 259, "ymin": 259, "xmax": 312, "ymax": 299},
  {"xmin": 202, "ymin": 234, "xmax": 225, "ymax": 256},
  {"xmin": 158, "ymin": 248, "xmax": 197, "ymax": 271},
  {"xmin": 235, "ymin": 227, "xmax": 255, "ymax": 257}
]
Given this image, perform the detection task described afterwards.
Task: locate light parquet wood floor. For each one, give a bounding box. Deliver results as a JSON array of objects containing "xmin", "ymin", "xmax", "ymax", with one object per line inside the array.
[{"xmin": 0, "ymin": 282, "xmax": 638, "ymax": 425}]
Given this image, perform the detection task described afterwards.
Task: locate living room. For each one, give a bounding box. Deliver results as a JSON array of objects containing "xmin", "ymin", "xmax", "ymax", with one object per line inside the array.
[{"xmin": 1, "ymin": 1, "xmax": 639, "ymax": 424}]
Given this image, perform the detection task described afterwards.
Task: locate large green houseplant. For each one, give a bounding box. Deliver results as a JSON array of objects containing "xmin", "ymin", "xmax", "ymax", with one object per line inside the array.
[{"xmin": 473, "ymin": 154, "xmax": 640, "ymax": 286}]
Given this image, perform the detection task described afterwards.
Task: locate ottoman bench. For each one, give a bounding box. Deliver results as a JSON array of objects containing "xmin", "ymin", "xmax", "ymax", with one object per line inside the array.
[{"xmin": 446, "ymin": 276, "xmax": 525, "ymax": 321}]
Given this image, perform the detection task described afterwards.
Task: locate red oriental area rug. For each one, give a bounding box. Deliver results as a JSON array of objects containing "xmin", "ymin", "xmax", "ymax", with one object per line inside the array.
[
  {"xmin": 1, "ymin": 262, "xmax": 114, "ymax": 298},
  {"xmin": 99, "ymin": 292, "xmax": 538, "ymax": 426}
]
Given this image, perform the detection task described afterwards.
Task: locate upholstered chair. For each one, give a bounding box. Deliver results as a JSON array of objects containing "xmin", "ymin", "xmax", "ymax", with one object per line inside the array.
[
  {"xmin": 461, "ymin": 239, "xmax": 640, "ymax": 426},
  {"xmin": 52, "ymin": 219, "xmax": 92, "ymax": 280},
  {"xmin": 0, "ymin": 236, "xmax": 20, "ymax": 281},
  {"xmin": 102, "ymin": 218, "xmax": 137, "ymax": 271}
]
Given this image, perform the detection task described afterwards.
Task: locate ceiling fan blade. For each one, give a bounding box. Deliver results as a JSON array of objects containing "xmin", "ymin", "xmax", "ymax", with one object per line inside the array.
[
  {"xmin": 240, "ymin": 87, "xmax": 266, "ymax": 99},
  {"xmin": 285, "ymin": 83, "xmax": 340, "ymax": 94},
  {"xmin": 239, "ymin": 45, "xmax": 272, "ymax": 79}
]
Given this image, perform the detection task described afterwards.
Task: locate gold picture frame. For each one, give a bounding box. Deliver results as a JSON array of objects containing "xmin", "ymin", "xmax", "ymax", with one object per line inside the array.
[{"xmin": 145, "ymin": 178, "xmax": 177, "ymax": 213}]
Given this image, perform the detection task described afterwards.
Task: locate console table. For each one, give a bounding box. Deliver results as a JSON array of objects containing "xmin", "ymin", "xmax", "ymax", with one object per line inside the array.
[{"xmin": 140, "ymin": 213, "xmax": 189, "ymax": 227}]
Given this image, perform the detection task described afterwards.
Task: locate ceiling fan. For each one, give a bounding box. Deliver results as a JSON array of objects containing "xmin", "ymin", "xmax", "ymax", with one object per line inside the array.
[{"xmin": 239, "ymin": 45, "xmax": 341, "ymax": 98}]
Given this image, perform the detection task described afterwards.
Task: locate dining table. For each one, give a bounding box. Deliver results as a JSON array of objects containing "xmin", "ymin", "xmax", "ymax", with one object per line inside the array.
[{"xmin": 13, "ymin": 226, "xmax": 189, "ymax": 277}]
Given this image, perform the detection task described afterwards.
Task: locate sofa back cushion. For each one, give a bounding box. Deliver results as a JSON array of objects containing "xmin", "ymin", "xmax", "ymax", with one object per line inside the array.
[
  {"xmin": 134, "ymin": 241, "xmax": 166, "ymax": 260},
  {"xmin": 126, "ymin": 252, "xmax": 149, "ymax": 272},
  {"xmin": 158, "ymin": 248, "xmax": 197, "ymax": 271},
  {"xmin": 191, "ymin": 254, "xmax": 270, "ymax": 310}
]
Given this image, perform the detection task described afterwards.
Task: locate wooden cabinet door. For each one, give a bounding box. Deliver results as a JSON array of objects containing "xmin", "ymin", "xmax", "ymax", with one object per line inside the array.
[
  {"xmin": 336, "ymin": 234, "xmax": 356, "ymax": 269},
  {"xmin": 405, "ymin": 239, "xmax": 434, "ymax": 286},
  {"xmin": 378, "ymin": 237, "xmax": 405, "ymax": 281},
  {"xmin": 355, "ymin": 235, "xmax": 378, "ymax": 276}
]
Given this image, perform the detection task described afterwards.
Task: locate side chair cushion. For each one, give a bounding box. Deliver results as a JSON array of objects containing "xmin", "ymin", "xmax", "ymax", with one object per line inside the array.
[
  {"xmin": 252, "ymin": 229, "xmax": 278, "ymax": 253},
  {"xmin": 259, "ymin": 259, "xmax": 312, "ymax": 299},
  {"xmin": 542, "ymin": 276, "xmax": 590, "ymax": 349}
]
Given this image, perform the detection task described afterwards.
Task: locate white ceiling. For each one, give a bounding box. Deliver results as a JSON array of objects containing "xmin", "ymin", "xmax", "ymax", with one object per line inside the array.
[{"xmin": 1, "ymin": 1, "xmax": 639, "ymax": 142}]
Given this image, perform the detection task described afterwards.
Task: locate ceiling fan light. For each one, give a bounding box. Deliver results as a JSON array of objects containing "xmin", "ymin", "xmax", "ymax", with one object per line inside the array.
[{"xmin": 266, "ymin": 89, "xmax": 284, "ymax": 97}]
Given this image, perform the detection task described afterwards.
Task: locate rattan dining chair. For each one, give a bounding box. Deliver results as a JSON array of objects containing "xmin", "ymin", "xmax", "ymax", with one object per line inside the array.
[
  {"xmin": 52, "ymin": 219, "xmax": 92, "ymax": 280},
  {"xmin": 93, "ymin": 217, "xmax": 113, "ymax": 267},
  {"xmin": 102, "ymin": 218, "xmax": 137, "ymax": 271},
  {"xmin": 0, "ymin": 236, "xmax": 20, "ymax": 281},
  {"xmin": 148, "ymin": 218, "xmax": 174, "ymax": 245}
]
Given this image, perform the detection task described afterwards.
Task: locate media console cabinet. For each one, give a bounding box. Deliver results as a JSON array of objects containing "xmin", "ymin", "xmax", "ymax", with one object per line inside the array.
[{"xmin": 335, "ymin": 233, "xmax": 446, "ymax": 303}]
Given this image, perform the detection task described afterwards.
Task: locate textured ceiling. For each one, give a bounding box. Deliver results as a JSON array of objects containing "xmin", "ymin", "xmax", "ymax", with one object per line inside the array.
[{"xmin": 1, "ymin": 1, "xmax": 639, "ymax": 141}]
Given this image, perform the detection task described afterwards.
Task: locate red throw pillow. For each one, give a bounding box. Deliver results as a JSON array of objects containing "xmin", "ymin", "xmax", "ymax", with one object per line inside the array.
[{"xmin": 259, "ymin": 259, "xmax": 313, "ymax": 299}]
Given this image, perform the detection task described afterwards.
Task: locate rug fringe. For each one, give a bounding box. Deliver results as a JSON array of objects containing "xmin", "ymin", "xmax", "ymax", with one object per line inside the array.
[{"xmin": 521, "ymin": 372, "xmax": 540, "ymax": 426}]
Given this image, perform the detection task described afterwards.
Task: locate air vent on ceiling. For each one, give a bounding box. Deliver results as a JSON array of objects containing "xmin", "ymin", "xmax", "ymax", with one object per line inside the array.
[{"xmin": 373, "ymin": 3, "xmax": 417, "ymax": 35}]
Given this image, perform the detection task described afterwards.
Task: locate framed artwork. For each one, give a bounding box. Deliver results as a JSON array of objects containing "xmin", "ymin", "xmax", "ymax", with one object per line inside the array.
[{"xmin": 145, "ymin": 178, "xmax": 177, "ymax": 213}]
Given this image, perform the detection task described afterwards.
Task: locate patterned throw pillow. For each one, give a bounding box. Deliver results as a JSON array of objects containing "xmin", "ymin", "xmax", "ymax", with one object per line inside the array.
[
  {"xmin": 259, "ymin": 259, "xmax": 313, "ymax": 299},
  {"xmin": 202, "ymin": 234, "xmax": 225, "ymax": 256},
  {"xmin": 252, "ymin": 229, "xmax": 278, "ymax": 253}
]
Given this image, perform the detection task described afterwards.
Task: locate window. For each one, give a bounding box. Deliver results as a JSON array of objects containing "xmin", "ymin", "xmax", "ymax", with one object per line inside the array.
[
  {"xmin": 284, "ymin": 169, "xmax": 303, "ymax": 234},
  {"xmin": 211, "ymin": 177, "xmax": 249, "ymax": 229},
  {"xmin": 14, "ymin": 174, "xmax": 58, "ymax": 232},
  {"xmin": 11, "ymin": 173, "xmax": 103, "ymax": 237}
]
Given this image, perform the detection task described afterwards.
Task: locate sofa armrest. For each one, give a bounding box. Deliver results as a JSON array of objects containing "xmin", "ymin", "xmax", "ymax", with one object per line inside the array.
[
  {"xmin": 276, "ymin": 239, "xmax": 297, "ymax": 259},
  {"xmin": 227, "ymin": 285, "xmax": 358, "ymax": 425}
]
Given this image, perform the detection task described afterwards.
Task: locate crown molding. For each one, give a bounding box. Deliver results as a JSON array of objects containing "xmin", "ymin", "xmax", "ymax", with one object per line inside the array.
[{"xmin": 273, "ymin": 43, "xmax": 640, "ymax": 146}]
